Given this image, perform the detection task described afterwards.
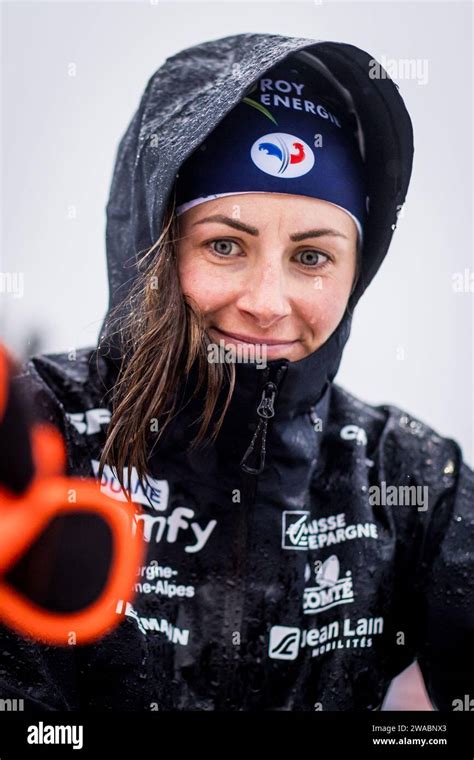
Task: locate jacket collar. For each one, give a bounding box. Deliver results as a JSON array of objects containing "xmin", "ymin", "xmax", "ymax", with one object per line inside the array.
[
  {"xmin": 229, "ymin": 309, "xmax": 352, "ymax": 421},
  {"xmin": 120, "ymin": 309, "xmax": 352, "ymax": 478}
]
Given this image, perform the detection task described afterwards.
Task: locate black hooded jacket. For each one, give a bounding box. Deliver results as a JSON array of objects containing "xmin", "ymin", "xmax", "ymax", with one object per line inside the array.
[{"xmin": 2, "ymin": 33, "xmax": 474, "ymax": 712}]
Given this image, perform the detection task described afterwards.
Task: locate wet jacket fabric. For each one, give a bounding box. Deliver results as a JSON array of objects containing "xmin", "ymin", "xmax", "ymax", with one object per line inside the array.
[{"xmin": 2, "ymin": 33, "xmax": 474, "ymax": 712}]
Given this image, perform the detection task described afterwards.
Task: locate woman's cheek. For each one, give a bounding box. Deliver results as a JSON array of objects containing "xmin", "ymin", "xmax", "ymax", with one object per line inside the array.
[
  {"xmin": 178, "ymin": 259, "xmax": 237, "ymax": 312},
  {"xmin": 299, "ymin": 284, "xmax": 347, "ymax": 337}
]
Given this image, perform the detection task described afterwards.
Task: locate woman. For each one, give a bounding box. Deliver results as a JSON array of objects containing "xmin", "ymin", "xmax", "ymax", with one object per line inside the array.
[{"xmin": 2, "ymin": 32, "xmax": 474, "ymax": 712}]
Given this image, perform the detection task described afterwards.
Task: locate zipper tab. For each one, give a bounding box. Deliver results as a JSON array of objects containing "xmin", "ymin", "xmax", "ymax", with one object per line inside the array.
[
  {"xmin": 240, "ymin": 362, "xmax": 288, "ymax": 475},
  {"xmin": 256, "ymin": 382, "xmax": 277, "ymax": 419}
]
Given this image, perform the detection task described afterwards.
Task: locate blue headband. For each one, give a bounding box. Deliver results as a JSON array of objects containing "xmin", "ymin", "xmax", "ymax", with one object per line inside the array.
[{"xmin": 175, "ymin": 56, "xmax": 367, "ymax": 242}]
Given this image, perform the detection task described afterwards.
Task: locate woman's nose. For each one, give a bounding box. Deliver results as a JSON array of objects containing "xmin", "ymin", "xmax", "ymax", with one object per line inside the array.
[{"xmin": 236, "ymin": 261, "xmax": 292, "ymax": 326}]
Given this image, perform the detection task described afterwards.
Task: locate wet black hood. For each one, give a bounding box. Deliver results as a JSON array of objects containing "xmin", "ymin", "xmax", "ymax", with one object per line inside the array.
[{"xmin": 97, "ymin": 32, "xmax": 414, "ymax": 416}]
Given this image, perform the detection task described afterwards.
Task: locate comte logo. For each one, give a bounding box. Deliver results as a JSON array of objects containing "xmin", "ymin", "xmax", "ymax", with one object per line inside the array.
[{"xmin": 268, "ymin": 625, "xmax": 301, "ymax": 660}]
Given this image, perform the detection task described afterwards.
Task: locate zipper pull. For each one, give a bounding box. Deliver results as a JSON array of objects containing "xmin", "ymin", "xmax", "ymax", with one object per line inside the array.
[
  {"xmin": 256, "ymin": 382, "xmax": 277, "ymax": 419},
  {"xmin": 240, "ymin": 362, "xmax": 288, "ymax": 475}
]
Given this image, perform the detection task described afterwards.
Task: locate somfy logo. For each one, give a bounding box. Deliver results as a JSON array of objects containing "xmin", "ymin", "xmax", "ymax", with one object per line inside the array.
[
  {"xmin": 251, "ymin": 133, "xmax": 315, "ymax": 178},
  {"xmin": 91, "ymin": 462, "xmax": 216, "ymax": 553},
  {"xmin": 268, "ymin": 625, "xmax": 301, "ymax": 660}
]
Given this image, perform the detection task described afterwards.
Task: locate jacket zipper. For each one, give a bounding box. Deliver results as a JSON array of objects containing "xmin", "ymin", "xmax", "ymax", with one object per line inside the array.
[{"xmin": 220, "ymin": 361, "xmax": 289, "ymax": 708}]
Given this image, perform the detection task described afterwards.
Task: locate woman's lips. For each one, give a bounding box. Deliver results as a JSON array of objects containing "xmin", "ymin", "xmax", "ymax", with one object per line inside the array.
[{"xmin": 210, "ymin": 326, "xmax": 298, "ymax": 348}]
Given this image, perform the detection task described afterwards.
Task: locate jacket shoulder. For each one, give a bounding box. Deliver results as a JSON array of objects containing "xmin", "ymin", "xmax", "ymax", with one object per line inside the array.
[
  {"xmin": 14, "ymin": 344, "xmax": 109, "ymax": 425},
  {"xmin": 12, "ymin": 346, "xmax": 113, "ymax": 477},
  {"xmin": 330, "ymin": 382, "xmax": 468, "ymax": 479},
  {"xmin": 15, "ymin": 346, "xmax": 110, "ymax": 412}
]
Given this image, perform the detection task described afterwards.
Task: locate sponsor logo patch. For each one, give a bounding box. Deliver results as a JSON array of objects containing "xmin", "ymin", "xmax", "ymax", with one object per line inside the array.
[
  {"xmin": 303, "ymin": 555, "xmax": 354, "ymax": 615},
  {"xmin": 282, "ymin": 510, "xmax": 378, "ymax": 550}
]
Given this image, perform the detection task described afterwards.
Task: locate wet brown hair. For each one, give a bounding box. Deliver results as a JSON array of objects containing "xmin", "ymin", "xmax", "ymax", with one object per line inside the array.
[{"xmin": 96, "ymin": 191, "xmax": 236, "ymax": 501}]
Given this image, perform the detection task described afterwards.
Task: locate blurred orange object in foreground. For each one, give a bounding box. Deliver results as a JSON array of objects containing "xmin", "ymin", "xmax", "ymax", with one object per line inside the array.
[{"xmin": 0, "ymin": 342, "xmax": 144, "ymax": 645}]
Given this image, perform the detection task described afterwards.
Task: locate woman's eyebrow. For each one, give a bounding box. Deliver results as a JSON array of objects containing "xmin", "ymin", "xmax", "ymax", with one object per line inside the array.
[
  {"xmin": 290, "ymin": 228, "xmax": 349, "ymax": 241},
  {"xmin": 192, "ymin": 214, "xmax": 348, "ymax": 241},
  {"xmin": 192, "ymin": 214, "xmax": 259, "ymax": 236}
]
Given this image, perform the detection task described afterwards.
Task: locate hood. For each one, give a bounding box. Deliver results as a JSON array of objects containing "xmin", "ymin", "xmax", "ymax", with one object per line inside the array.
[{"xmin": 97, "ymin": 32, "xmax": 414, "ymax": 446}]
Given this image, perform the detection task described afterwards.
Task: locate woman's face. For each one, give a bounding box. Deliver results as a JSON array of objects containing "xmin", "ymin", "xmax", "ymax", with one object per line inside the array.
[{"xmin": 176, "ymin": 193, "xmax": 358, "ymax": 362}]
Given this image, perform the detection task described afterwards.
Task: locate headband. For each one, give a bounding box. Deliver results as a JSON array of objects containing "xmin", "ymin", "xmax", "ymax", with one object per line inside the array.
[{"xmin": 175, "ymin": 55, "xmax": 367, "ymax": 243}]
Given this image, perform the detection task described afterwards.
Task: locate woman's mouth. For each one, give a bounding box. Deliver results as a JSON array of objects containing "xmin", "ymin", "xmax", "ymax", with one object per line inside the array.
[{"xmin": 209, "ymin": 326, "xmax": 299, "ymax": 351}]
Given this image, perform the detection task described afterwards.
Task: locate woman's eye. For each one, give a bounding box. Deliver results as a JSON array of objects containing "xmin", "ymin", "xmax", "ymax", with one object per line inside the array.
[
  {"xmin": 295, "ymin": 249, "xmax": 330, "ymax": 268},
  {"xmin": 208, "ymin": 239, "xmax": 240, "ymax": 257}
]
